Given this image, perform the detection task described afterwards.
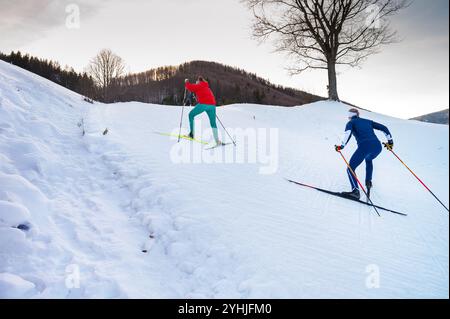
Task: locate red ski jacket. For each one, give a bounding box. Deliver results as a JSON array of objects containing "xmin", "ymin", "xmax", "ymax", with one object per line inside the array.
[{"xmin": 185, "ymin": 81, "xmax": 216, "ymax": 106}]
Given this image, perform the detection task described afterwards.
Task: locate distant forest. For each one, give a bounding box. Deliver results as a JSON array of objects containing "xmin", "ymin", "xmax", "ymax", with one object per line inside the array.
[
  {"xmin": 0, "ymin": 51, "xmax": 323, "ymax": 106},
  {"xmin": 0, "ymin": 51, "xmax": 96, "ymax": 99}
]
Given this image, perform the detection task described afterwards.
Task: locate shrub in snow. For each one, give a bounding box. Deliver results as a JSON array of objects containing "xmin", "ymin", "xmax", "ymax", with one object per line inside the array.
[
  {"xmin": 83, "ymin": 96, "xmax": 94, "ymax": 104},
  {"xmin": 17, "ymin": 224, "xmax": 31, "ymax": 231}
]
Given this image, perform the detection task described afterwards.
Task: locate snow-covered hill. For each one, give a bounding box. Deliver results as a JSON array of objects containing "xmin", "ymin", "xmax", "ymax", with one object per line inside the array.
[
  {"xmin": 412, "ymin": 109, "xmax": 449, "ymax": 125},
  {"xmin": 0, "ymin": 60, "xmax": 448, "ymax": 299}
]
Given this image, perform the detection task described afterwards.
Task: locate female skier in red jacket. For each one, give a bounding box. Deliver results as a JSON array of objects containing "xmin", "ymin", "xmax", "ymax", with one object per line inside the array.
[{"xmin": 185, "ymin": 77, "xmax": 223, "ymax": 145}]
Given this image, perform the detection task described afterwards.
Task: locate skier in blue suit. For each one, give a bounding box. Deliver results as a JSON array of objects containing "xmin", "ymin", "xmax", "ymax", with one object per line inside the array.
[{"xmin": 335, "ymin": 108, "xmax": 394, "ymax": 200}]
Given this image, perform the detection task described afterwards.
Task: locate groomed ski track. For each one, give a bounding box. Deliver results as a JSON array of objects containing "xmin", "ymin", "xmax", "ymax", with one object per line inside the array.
[{"xmin": 0, "ymin": 60, "xmax": 448, "ymax": 298}]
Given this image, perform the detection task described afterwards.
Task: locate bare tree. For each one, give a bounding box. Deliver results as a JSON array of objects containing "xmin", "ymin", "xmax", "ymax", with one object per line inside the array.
[
  {"xmin": 243, "ymin": 0, "xmax": 410, "ymax": 101},
  {"xmin": 87, "ymin": 49, "xmax": 125, "ymax": 102}
]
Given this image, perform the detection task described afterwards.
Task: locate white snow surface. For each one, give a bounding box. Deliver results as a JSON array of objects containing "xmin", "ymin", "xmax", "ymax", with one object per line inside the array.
[{"xmin": 0, "ymin": 60, "xmax": 448, "ymax": 299}]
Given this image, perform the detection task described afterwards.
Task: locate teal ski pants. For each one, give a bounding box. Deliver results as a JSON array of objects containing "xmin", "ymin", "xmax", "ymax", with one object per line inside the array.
[{"xmin": 189, "ymin": 104, "xmax": 219, "ymax": 141}]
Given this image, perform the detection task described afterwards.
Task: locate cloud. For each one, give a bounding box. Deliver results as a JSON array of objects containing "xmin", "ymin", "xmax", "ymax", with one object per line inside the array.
[
  {"xmin": 0, "ymin": 0, "xmax": 109, "ymax": 51},
  {"xmin": 394, "ymin": 0, "xmax": 449, "ymax": 36}
]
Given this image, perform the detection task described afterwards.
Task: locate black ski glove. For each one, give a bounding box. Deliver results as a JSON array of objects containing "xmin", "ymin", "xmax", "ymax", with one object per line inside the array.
[{"xmin": 384, "ymin": 140, "xmax": 394, "ymax": 151}]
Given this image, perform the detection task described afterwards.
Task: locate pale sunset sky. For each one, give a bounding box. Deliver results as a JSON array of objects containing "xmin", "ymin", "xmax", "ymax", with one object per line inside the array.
[{"xmin": 0, "ymin": 0, "xmax": 448, "ymax": 118}]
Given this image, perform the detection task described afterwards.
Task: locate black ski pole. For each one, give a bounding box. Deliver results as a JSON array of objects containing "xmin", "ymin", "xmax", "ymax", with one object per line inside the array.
[
  {"xmin": 216, "ymin": 115, "xmax": 236, "ymax": 146},
  {"xmin": 177, "ymin": 88, "xmax": 187, "ymax": 143}
]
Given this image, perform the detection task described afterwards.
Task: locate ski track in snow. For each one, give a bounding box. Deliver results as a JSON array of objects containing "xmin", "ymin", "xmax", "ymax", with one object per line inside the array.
[{"xmin": 0, "ymin": 60, "xmax": 448, "ymax": 298}]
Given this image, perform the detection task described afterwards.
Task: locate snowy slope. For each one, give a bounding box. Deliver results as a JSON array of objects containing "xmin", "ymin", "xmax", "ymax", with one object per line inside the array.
[{"xmin": 0, "ymin": 60, "xmax": 448, "ymax": 299}]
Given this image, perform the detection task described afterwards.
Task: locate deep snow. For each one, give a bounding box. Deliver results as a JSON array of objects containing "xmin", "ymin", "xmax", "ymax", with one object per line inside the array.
[{"xmin": 0, "ymin": 60, "xmax": 448, "ymax": 299}]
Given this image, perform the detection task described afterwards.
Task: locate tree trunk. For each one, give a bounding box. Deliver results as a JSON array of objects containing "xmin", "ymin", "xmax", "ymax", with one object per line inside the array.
[
  {"xmin": 103, "ymin": 86, "xmax": 108, "ymax": 103},
  {"xmin": 327, "ymin": 60, "xmax": 339, "ymax": 101}
]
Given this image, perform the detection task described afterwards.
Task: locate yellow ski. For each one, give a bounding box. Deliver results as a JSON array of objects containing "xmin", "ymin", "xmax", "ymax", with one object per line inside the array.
[{"xmin": 154, "ymin": 132, "xmax": 209, "ymax": 145}]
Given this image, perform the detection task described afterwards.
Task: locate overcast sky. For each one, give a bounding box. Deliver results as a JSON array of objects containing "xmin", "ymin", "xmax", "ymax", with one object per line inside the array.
[{"xmin": 0, "ymin": 0, "xmax": 448, "ymax": 118}]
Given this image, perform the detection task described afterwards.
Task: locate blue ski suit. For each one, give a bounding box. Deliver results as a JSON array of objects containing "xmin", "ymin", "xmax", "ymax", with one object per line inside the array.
[{"xmin": 341, "ymin": 117, "xmax": 393, "ymax": 190}]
